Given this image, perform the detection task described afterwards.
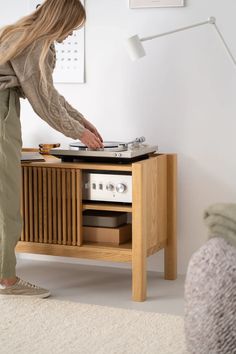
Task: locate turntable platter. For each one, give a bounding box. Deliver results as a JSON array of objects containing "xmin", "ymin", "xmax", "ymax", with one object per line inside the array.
[{"xmin": 69, "ymin": 141, "xmax": 127, "ymax": 151}]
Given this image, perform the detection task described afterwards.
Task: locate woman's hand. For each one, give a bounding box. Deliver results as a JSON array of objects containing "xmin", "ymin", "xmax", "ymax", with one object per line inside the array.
[
  {"xmin": 80, "ymin": 129, "xmax": 103, "ymax": 149},
  {"xmin": 83, "ymin": 119, "xmax": 103, "ymax": 142}
]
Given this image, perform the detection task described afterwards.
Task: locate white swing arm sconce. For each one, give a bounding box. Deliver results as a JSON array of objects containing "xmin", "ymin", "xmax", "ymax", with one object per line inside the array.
[{"xmin": 126, "ymin": 17, "xmax": 236, "ymax": 67}]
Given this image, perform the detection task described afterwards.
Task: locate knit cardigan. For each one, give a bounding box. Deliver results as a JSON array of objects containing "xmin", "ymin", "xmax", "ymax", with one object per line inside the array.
[{"xmin": 0, "ymin": 36, "xmax": 85, "ymax": 139}]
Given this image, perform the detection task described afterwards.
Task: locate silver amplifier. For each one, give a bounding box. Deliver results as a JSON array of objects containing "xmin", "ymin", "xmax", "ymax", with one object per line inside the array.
[{"xmin": 82, "ymin": 172, "xmax": 132, "ymax": 203}]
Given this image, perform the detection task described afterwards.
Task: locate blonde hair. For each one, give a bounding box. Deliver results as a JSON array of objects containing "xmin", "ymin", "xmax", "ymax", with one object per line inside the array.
[{"xmin": 0, "ymin": 0, "xmax": 86, "ymax": 88}]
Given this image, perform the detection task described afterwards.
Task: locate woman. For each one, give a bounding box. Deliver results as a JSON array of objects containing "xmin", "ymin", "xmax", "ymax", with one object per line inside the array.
[{"xmin": 0, "ymin": 0, "xmax": 103, "ymax": 298}]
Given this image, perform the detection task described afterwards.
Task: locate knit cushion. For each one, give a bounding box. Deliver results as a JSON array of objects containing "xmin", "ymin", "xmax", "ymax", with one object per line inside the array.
[{"xmin": 185, "ymin": 237, "xmax": 236, "ymax": 354}]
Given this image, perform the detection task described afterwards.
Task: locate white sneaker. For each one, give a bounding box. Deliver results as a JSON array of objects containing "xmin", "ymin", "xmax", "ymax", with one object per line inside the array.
[{"xmin": 0, "ymin": 277, "xmax": 51, "ymax": 298}]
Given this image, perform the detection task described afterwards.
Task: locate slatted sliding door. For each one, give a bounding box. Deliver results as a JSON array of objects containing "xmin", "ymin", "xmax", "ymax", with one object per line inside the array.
[{"xmin": 21, "ymin": 167, "xmax": 82, "ymax": 246}]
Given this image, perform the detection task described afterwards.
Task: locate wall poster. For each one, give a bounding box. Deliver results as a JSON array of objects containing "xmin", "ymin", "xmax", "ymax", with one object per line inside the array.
[{"xmin": 130, "ymin": 0, "xmax": 184, "ymax": 8}]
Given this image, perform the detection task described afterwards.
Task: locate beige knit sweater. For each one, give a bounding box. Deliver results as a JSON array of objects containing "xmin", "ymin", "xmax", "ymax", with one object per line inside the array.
[{"xmin": 0, "ymin": 37, "xmax": 85, "ymax": 139}]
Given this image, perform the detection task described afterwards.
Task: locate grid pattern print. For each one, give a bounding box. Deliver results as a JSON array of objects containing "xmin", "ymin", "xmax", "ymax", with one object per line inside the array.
[{"xmin": 29, "ymin": 0, "xmax": 85, "ymax": 83}]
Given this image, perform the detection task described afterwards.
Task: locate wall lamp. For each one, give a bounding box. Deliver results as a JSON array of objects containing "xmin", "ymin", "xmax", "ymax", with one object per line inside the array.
[{"xmin": 126, "ymin": 17, "xmax": 236, "ymax": 66}]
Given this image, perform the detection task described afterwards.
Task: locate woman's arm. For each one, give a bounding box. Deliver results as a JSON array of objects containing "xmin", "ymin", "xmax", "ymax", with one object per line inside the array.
[
  {"xmin": 10, "ymin": 39, "xmax": 102, "ymax": 147},
  {"xmin": 10, "ymin": 46, "xmax": 85, "ymax": 139},
  {"xmin": 59, "ymin": 95, "xmax": 103, "ymax": 142}
]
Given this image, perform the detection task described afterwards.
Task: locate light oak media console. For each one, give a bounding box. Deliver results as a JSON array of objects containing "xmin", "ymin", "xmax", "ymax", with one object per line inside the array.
[{"xmin": 16, "ymin": 153, "xmax": 177, "ymax": 302}]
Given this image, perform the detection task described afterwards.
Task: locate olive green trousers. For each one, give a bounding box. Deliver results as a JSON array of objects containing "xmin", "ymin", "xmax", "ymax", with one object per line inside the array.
[{"xmin": 0, "ymin": 88, "xmax": 22, "ymax": 279}]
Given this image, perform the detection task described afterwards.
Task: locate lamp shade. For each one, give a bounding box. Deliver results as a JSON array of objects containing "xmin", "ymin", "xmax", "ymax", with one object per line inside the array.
[{"xmin": 126, "ymin": 35, "xmax": 146, "ymax": 61}]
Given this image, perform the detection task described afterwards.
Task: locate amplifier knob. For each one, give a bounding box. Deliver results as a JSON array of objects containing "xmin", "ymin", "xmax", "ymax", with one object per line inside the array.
[
  {"xmin": 106, "ymin": 183, "xmax": 114, "ymax": 192},
  {"xmin": 116, "ymin": 183, "xmax": 127, "ymax": 193}
]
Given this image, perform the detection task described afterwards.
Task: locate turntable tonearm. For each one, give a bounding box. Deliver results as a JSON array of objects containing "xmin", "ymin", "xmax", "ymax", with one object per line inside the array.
[{"xmin": 50, "ymin": 137, "xmax": 158, "ymax": 163}]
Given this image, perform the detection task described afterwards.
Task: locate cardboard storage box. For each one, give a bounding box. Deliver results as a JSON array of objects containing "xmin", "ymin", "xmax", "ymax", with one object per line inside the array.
[
  {"xmin": 83, "ymin": 210, "xmax": 128, "ymax": 228},
  {"xmin": 83, "ymin": 224, "xmax": 132, "ymax": 244}
]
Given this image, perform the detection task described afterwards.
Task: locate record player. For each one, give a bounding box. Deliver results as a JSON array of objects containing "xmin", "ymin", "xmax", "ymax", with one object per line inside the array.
[{"xmin": 50, "ymin": 137, "xmax": 158, "ymax": 163}]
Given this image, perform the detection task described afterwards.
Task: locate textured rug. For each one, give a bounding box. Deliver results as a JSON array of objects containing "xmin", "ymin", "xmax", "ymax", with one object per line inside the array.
[{"xmin": 0, "ymin": 298, "xmax": 187, "ymax": 354}]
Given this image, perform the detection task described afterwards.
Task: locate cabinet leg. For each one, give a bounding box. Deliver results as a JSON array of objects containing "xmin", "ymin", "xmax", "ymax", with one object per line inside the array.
[
  {"xmin": 132, "ymin": 162, "xmax": 148, "ymax": 301},
  {"xmin": 132, "ymin": 254, "xmax": 147, "ymax": 302},
  {"xmin": 164, "ymin": 154, "xmax": 177, "ymax": 280},
  {"xmin": 164, "ymin": 242, "xmax": 177, "ymax": 280}
]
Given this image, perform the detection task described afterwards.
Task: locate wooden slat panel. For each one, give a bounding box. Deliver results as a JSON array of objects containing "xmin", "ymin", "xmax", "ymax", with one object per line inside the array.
[
  {"xmin": 23, "ymin": 167, "xmax": 29, "ymax": 242},
  {"xmin": 47, "ymin": 168, "xmax": 52, "ymax": 244},
  {"xmin": 62, "ymin": 169, "xmax": 67, "ymax": 245},
  {"xmin": 33, "ymin": 167, "xmax": 38, "ymax": 243},
  {"xmin": 43, "ymin": 168, "xmax": 48, "ymax": 243},
  {"xmin": 66, "ymin": 169, "xmax": 72, "ymax": 246},
  {"xmin": 52, "ymin": 169, "xmax": 57, "ymax": 244},
  {"xmin": 57, "ymin": 168, "xmax": 62, "ymax": 245},
  {"xmin": 28, "ymin": 167, "xmax": 34, "ymax": 242},
  {"xmin": 76, "ymin": 170, "xmax": 82, "ymax": 246},
  {"xmin": 71, "ymin": 169, "xmax": 76, "ymax": 246},
  {"xmin": 38, "ymin": 167, "xmax": 43, "ymax": 243}
]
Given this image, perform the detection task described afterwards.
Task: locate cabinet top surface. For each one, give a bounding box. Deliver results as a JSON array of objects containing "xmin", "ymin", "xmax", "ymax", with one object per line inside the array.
[
  {"xmin": 21, "ymin": 155, "xmax": 133, "ymax": 171},
  {"xmin": 21, "ymin": 152, "xmax": 175, "ymax": 171}
]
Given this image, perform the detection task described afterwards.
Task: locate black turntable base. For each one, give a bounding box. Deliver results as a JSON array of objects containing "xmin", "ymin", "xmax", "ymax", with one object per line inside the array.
[{"xmin": 55, "ymin": 154, "xmax": 150, "ymax": 164}]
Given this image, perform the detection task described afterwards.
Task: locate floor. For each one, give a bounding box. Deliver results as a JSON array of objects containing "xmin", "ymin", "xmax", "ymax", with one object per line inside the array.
[{"xmin": 16, "ymin": 256, "xmax": 185, "ymax": 316}]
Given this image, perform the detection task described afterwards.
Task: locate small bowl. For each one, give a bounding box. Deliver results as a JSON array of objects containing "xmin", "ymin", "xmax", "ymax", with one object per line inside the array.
[{"xmin": 39, "ymin": 143, "xmax": 60, "ymax": 155}]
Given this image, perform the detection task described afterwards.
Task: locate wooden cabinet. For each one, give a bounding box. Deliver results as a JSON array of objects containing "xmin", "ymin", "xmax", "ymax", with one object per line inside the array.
[{"xmin": 16, "ymin": 153, "xmax": 177, "ymax": 302}]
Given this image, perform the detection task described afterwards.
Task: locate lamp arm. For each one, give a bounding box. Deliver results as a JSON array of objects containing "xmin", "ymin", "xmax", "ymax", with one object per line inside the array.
[
  {"xmin": 140, "ymin": 17, "xmax": 236, "ymax": 67},
  {"xmin": 141, "ymin": 20, "xmax": 210, "ymax": 42},
  {"xmin": 212, "ymin": 23, "xmax": 236, "ymax": 66}
]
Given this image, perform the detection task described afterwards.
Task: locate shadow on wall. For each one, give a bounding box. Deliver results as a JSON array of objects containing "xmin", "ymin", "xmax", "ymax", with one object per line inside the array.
[{"xmin": 177, "ymin": 153, "xmax": 236, "ymax": 271}]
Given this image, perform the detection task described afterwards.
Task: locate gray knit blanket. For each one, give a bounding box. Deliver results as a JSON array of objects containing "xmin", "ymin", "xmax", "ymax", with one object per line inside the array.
[
  {"xmin": 185, "ymin": 238, "xmax": 236, "ymax": 354},
  {"xmin": 185, "ymin": 203, "xmax": 236, "ymax": 354}
]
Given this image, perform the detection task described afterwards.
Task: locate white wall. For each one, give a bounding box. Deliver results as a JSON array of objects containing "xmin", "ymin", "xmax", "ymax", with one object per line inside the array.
[{"xmin": 1, "ymin": 0, "xmax": 236, "ymax": 274}]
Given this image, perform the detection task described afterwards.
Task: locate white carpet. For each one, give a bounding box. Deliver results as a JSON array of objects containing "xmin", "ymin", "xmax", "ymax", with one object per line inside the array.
[{"xmin": 0, "ymin": 298, "xmax": 187, "ymax": 354}]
